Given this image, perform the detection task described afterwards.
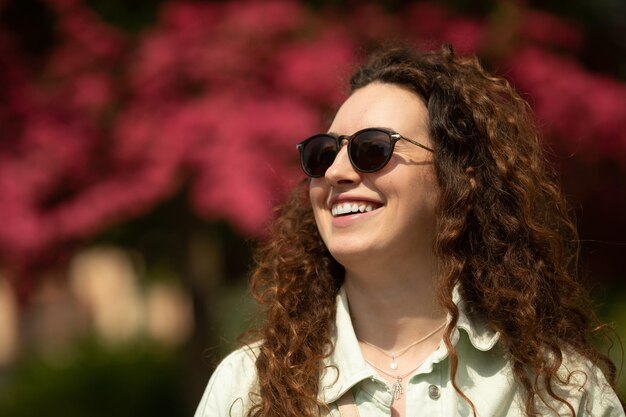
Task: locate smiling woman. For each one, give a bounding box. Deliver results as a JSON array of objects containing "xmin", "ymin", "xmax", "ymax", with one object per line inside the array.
[
  {"xmin": 194, "ymin": 45, "xmax": 625, "ymax": 417},
  {"xmin": 309, "ymin": 83, "xmax": 438, "ymax": 273}
]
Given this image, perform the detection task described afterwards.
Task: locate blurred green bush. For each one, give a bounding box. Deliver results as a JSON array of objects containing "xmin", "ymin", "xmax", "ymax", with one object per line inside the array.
[{"xmin": 0, "ymin": 340, "xmax": 187, "ymax": 417}]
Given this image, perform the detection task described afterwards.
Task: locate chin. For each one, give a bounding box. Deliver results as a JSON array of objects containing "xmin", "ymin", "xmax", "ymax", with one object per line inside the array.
[{"xmin": 326, "ymin": 243, "xmax": 380, "ymax": 268}]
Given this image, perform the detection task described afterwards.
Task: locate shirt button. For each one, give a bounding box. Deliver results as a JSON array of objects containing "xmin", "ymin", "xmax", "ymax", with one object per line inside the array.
[{"xmin": 428, "ymin": 384, "xmax": 440, "ymax": 400}]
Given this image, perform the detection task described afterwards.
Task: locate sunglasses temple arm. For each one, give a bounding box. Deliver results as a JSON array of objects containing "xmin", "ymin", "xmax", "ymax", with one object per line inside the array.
[{"xmin": 403, "ymin": 137, "xmax": 435, "ymax": 153}]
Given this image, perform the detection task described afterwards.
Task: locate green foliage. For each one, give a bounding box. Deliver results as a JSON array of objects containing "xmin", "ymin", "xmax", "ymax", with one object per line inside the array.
[
  {"xmin": 596, "ymin": 285, "xmax": 626, "ymax": 394},
  {"xmin": 0, "ymin": 341, "xmax": 187, "ymax": 417},
  {"xmin": 216, "ymin": 282, "xmax": 259, "ymax": 351}
]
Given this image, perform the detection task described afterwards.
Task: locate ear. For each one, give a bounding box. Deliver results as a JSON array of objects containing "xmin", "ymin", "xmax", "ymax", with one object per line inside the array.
[{"xmin": 465, "ymin": 167, "xmax": 477, "ymax": 190}]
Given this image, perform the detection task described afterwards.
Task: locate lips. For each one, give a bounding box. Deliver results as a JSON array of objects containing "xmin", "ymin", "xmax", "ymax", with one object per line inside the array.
[{"xmin": 331, "ymin": 200, "xmax": 382, "ymax": 217}]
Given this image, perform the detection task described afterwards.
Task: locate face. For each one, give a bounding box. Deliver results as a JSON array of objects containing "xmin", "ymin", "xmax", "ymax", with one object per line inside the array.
[{"xmin": 309, "ymin": 82, "xmax": 439, "ymax": 269}]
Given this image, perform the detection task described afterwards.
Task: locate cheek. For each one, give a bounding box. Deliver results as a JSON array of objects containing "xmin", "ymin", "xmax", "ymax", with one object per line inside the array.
[
  {"xmin": 308, "ymin": 180, "xmax": 328, "ymax": 225},
  {"xmin": 308, "ymin": 179, "xmax": 327, "ymax": 206},
  {"xmin": 379, "ymin": 169, "xmax": 439, "ymax": 217}
]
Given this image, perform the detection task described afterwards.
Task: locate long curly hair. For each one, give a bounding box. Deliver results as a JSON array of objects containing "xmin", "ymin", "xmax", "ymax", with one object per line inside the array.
[{"xmin": 247, "ymin": 45, "xmax": 620, "ymax": 417}]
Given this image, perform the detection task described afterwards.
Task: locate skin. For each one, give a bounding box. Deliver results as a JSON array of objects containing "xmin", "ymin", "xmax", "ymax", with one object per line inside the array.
[{"xmin": 309, "ymin": 82, "xmax": 447, "ymax": 417}]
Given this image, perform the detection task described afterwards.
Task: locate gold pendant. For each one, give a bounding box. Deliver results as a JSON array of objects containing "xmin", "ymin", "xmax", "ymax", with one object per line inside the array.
[{"xmin": 391, "ymin": 377, "xmax": 403, "ymax": 400}]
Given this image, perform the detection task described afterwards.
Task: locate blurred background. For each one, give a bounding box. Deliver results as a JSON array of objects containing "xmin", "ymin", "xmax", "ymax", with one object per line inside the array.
[{"xmin": 0, "ymin": 0, "xmax": 625, "ymax": 415}]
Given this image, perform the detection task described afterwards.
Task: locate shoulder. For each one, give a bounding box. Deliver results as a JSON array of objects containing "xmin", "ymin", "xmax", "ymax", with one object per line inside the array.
[
  {"xmin": 453, "ymin": 329, "xmax": 623, "ymax": 417},
  {"xmin": 194, "ymin": 342, "xmax": 262, "ymax": 417},
  {"xmin": 554, "ymin": 353, "xmax": 624, "ymax": 417}
]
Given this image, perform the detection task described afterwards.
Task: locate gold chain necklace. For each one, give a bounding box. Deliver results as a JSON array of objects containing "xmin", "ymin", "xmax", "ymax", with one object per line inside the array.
[
  {"xmin": 364, "ymin": 358, "xmax": 425, "ymax": 400},
  {"xmin": 358, "ymin": 321, "xmax": 446, "ymax": 370}
]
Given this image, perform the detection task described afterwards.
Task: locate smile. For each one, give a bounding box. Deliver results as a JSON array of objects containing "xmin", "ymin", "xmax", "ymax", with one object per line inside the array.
[{"xmin": 331, "ymin": 201, "xmax": 382, "ymax": 217}]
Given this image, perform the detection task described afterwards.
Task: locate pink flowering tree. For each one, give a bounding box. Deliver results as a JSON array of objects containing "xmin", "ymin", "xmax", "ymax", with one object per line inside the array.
[
  {"xmin": 0, "ymin": 0, "xmax": 625, "ymax": 300},
  {"xmin": 0, "ymin": 0, "xmax": 625, "ymax": 411}
]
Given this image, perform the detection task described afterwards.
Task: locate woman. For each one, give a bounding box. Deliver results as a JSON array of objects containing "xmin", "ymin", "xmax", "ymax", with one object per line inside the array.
[{"xmin": 194, "ymin": 45, "xmax": 624, "ymax": 417}]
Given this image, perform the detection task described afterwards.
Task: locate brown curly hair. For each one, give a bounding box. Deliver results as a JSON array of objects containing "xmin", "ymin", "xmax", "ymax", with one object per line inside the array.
[{"xmin": 247, "ymin": 45, "xmax": 621, "ymax": 417}]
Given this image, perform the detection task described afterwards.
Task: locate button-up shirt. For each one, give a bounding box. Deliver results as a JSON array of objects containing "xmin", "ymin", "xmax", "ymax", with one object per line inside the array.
[{"xmin": 194, "ymin": 288, "xmax": 624, "ymax": 417}]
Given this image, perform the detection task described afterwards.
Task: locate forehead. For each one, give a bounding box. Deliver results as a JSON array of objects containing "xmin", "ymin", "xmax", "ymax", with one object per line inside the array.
[{"xmin": 328, "ymin": 82, "xmax": 429, "ymax": 136}]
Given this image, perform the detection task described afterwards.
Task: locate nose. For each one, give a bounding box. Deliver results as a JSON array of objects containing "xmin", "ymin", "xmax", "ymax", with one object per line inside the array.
[{"xmin": 324, "ymin": 142, "xmax": 361, "ymax": 186}]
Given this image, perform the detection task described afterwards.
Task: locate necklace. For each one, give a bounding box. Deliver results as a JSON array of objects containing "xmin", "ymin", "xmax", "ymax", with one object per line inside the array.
[
  {"xmin": 364, "ymin": 358, "xmax": 425, "ymax": 401},
  {"xmin": 358, "ymin": 321, "xmax": 446, "ymax": 370}
]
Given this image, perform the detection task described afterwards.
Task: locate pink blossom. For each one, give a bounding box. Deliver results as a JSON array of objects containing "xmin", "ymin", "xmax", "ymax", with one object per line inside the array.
[
  {"xmin": 45, "ymin": 0, "xmax": 125, "ymax": 60},
  {"xmin": 218, "ymin": 0, "xmax": 304, "ymax": 38},
  {"xmin": 1, "ymin": 0, "xmax": 625, "ymax": 277},
  {"xmin": 67, "ymin": 72, "xmax": 114, "ymax": 112},
  {"xmin": 508, "ymin": 47, "xmax": 626, "ymax": 162},
  {"xmin": 520, "ymin": 9, "xmax": 582, "ymax": 51},
  {"xmin": 158, "ymin": 1, "xmax": 219, "ymax": 33},
  {"xmin": 350, "ymin": 4, "xmax": 399, "ymax": 42},
  {"xmin": 185, "ymin": 92, "xmax": 319, "ymax": 234},
  {"xmin": 274, "ymin": 28, "xmax": 356, "ymax": 106},
  {"xmin": 439, "ymin": 18, "xmax": 483, "ymax": 55},
  {"xmin": 404, "ymin": 2, "xmax": 451, "ymax": 39},
  {"xmin": 404, "ymin": 2, "xmax": 483, "ymax": 55}
]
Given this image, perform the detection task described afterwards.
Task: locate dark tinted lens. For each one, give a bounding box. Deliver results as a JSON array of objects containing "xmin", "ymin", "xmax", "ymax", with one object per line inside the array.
[
  {"xmin": 301, "ymin": 135, "xmax": 338, "ymax": 177},
  {"xmin": 350, "ymin": 130, "xmax": 392, "ymax": 172}
]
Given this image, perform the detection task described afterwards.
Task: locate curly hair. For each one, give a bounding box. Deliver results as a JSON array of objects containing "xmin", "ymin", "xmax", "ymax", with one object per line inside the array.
[{"xmin": 247, "ymin": 45, "xmax": 620, "ymax": 417}]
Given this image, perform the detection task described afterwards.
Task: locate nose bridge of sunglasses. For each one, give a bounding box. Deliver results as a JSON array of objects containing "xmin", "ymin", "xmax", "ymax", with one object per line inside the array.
[
  {"xmin": 337, "ymin": 135, "xmax": 350, "ymax": 148},
  {"xmin": 332, "ymin": 140, "xmax": 351, "ymax": 164},
  {"xmin": 320, "ymin": 139, "xmax": 355, "ymax": 176}
]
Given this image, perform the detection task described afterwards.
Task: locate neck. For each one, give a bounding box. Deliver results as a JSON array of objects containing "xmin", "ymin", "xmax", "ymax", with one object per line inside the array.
[{"xmin": 343, "ymin": 256, "xmax": 446, "ymax": 351}]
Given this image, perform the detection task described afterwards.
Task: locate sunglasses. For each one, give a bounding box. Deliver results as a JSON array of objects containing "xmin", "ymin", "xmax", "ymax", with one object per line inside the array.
[{"xmin": 296, "ymin": 127, "xmax": 434, "ymax": 178}]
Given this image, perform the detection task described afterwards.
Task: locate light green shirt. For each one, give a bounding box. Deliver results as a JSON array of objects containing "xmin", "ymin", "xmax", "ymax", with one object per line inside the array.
[{"xmin": 195, "ymin": 288, "xmax": 624, "ymax": 417}]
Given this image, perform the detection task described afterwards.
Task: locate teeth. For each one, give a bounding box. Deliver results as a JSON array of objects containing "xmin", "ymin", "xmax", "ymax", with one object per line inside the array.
[{"xmin": 331, "ymin": 202, "xmax": 376, "ymax": 217}]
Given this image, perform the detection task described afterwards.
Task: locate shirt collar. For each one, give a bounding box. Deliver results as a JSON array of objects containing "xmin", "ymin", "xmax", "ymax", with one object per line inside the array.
[
  {"xmin": 452, "ymin": 285, "xmax": 500, "ymax": 352},
  {"xmin": 318, "ymin": 285, "xmax": 500, "ymax": 404},
  {"xmin": 318, "ymin": 287, "xmax": 376, "ymax": 404}
]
